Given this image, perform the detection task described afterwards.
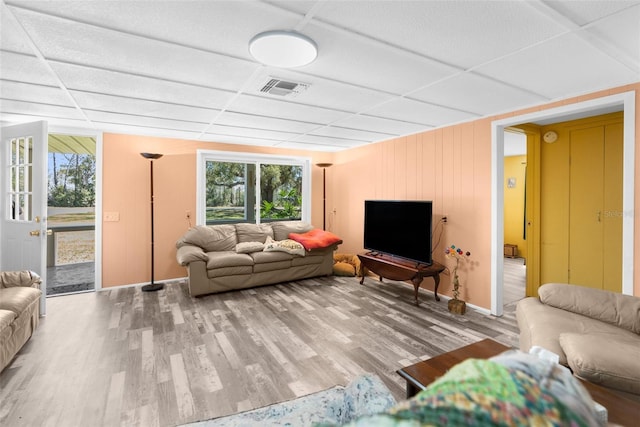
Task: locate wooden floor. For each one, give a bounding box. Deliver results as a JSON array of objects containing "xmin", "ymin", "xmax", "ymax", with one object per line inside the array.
[
  {"xmin": 503, "ymin": 257, "xmax": 526, "ymax": 307},
  {"xmin": 1, "ymin": 276, "xmax": 519, "ymax": 427}
]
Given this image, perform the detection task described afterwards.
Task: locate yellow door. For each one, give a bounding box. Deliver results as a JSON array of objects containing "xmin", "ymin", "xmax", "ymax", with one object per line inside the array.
[
  {"xmin": 602, "ymin": 123, "xmax": 623, "ymax": 292},
  {"xmin": 569, "ymin": 127, "xmax": 604, "ymax": 288},
  {"xmin": 536, "ymin": 113, "xmax": 623, "ymax": 293}
]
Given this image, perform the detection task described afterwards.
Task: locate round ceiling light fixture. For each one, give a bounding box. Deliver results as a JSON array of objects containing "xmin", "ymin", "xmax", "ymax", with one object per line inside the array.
[{"xmin": 249, "ymin": 30, "xmax": 318, "ymax": 68}]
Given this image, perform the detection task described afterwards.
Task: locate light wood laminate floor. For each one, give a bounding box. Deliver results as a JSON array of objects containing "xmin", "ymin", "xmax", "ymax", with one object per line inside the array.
[{"xmin": 1, "ymin": 276, "xmax": 519, "ymax": 426}]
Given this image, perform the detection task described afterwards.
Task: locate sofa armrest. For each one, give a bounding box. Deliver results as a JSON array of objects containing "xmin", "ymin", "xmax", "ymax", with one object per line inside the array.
[
  {"xmin": 176, "ymin": 245, "xmax": 208, "ymax": 266},
  {"xmin": 0, "ymin": 270, "xmax": 42, "ymax": 289}
]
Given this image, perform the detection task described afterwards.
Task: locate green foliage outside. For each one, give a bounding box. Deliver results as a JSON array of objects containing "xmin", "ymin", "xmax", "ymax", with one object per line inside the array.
[
  {"xmin": 205, "ymin": 161, "xmax": 302, "ymax": 222},
  {"xmin": 48, "ymin": 153, "xmax": 96, "ymax": 207}
]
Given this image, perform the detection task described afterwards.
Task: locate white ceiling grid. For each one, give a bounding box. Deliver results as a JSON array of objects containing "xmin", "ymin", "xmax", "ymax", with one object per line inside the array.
[{"xmin": 1, "ymin": 0, "xmax": 638, "ymax": 152}]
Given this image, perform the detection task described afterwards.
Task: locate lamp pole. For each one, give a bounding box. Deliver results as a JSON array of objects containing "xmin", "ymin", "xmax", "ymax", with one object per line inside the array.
[
  {"xmin": 316, "ymin": 163, "xmax": 332, "ymax": 230},
  {"xmin": 141, "ymin": 153, "xmax": 163, "ymax": 292}
]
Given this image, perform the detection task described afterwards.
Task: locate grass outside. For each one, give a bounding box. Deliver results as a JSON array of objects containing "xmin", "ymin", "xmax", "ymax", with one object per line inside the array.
[
  {"xmin": 55, "ymin": 230, "xmax": 94, "ymax": 265},
  {"xmin": 49, "ymin": 212, "xmax": 95, "ymax": 226}
]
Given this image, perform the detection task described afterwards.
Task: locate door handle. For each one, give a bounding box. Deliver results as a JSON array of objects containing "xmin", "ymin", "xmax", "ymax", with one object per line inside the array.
[{"xmin": 29, "ymin": 229, "xmax": 52, "ymax": 237}]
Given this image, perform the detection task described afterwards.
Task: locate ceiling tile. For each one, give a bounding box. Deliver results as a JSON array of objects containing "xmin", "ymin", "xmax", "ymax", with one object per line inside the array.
[
  {"xmin": 70, "ymin": 91, "xmax": 218, "ymax": 124},
  {"xmin": 335, "ymin": 115, "xmax": 429, "ymax": 136},
  {"xmin": 0, "ymin": 50, "xmax": 59, "ymax": 86},
  {"xmin": 301, "ymin": 22, "xmax": 459, "ymax": 94},
  {"xmin": 309, "ymin": 0, "xmax": 566, "ymax": 68},
  {"xmin": 410, "ymin": 73, "xmax": 548, "ymax": 115},
  {"xmin": 583, "ymin": 4, "xmax": 640, "ymax": 69},
  {"xmin": 11, "ymin": 7, "xmax": 260, "ymax": 91},
  {"xmin": 50, "ymin": 62, "xmax": 237, "ymax": 109},
  {"xmin": 201, "ymin": 133, "xmax": 281, "ymax": 148},
  {"xmin": 541, "ymin": 0, "xmax": 640, "ymax": 26},
  {"xmin": 1, "ymin": 80, "xmax": 74, "ymax": 107},
  {"xmin": 1, "ymin": 6, "xmax": 33, "ymax": 53},
  {"xmin": 475, "ymin": 33, "xmax": 640, "ymax": 99},
  {"xmin": 366, "ymin": 98, "xmax": 477, "ymax": 127},
  {"xmin": 230, "ymin": 94, "xmax": 347, "ymax": 124},
  {"xmin": 245, "ymin": 67, "xmax": 395, "ymax": 113},
  {"xmin": 215, "ymin": 111, "xmax": 320, "ymax": 134},
  {"xmin": 205, "ymin": 125, "xmax": 297, "ymax": 142},
  {"xmin": 85, "ymin": 110, "xmax": 208, "ymax": 133},
  {"xmin": 309, "ymin": 126, "xmax": 392, "ymax": 142},
  {"xmin": 1, "ymin": 99, "xmax": 85, "ymax": 120},
  {"xmin": 6, "ymin": 1, "xmax": 298, "ymax": 63}
]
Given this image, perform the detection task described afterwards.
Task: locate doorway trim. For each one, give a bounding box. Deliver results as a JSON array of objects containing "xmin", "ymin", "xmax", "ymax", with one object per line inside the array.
[{"xmin": 491, "ymin": 91, "xmax": 635, "ymax": 316}]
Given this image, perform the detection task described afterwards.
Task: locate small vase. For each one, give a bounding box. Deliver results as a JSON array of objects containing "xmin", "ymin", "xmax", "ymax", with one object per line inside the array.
[{"xmin": 448, "ymin": 299, "xmax": 466, "ymax": 315}]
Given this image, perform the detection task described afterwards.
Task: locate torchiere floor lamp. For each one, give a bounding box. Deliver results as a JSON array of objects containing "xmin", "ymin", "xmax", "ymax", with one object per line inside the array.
[
  {"xmin": 316, "ymin": 163, "xmax": 332, "ymax": 230},
  {"xmin": 141, "ymin": 152, "xmax": 163, "ymax": 292}
]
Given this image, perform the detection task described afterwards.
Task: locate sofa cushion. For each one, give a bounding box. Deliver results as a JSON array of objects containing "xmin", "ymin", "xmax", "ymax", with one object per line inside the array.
[
  {"xmin": 264, "ymin": 236, "xmax": 305, "ymax": 257},
  {"xmin": 271, "ymin": 221, "xmax": 313, "ymax": 241},
  {"xmin": 177, "ymin": 225, "xmax": 237, "ymax": 252},
  {"xmin": 0, "ymin": 309, "xmax": 16, "ymax": 332},
  {"xmin": 250, "ymin": 251, "xmax": 293, "ymax": 264},
  {"xmin": 539, "ymin": 283, "xmax": 640, "ymax": 334},
  {"xmin": 0, "ymin": 287, "xmax": 41, "ymax": 315},
  {"xmin": 236, "ymin": 223, "xmax": 273, "ymax": 243},
  {"xmin": 0, "ymin": 270, "xmax": 41, "ymax": 288},
  {"xmin": 516, "ymin": 297, "xmax": 630, "ymax": 365},
  {"xmin": 560, "ymin": 332, "xmax": 640, "ymax": 395},
  {"xmin": 207, "ymin": 266, "xmax": 254, "ymax": 278},
  {"xmin": 236, "ymin": 241, "xmax": 265, "ymax": 254},
  {"xmin": 206, "ymin": 251, "xmax": 254, "ymax": 270}
]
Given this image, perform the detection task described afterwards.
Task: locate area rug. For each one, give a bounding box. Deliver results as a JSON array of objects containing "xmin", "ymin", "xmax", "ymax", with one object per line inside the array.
[{"xmin": 178, "ymin": 374, "xmax": 396, "ymax": 427}]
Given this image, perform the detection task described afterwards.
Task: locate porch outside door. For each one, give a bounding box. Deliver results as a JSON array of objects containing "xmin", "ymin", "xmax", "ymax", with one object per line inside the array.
[{"xmin": 1, "ymin": 121, "xmax": 48, "ymax": 315}]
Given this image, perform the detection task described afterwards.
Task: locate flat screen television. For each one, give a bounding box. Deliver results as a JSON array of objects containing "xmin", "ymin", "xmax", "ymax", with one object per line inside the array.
[{"xmin": 364, "ymin": 200, "xmax": 433, "ymax": 266}]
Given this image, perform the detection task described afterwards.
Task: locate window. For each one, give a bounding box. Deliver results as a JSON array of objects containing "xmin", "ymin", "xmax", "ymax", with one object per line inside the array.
[
  {"xmin": 197, "ymin": 150, "xmax": 310, "ymax": 225},
  {"xmin": 7, "ymin": 136, "xmax": 33, "ymax": 221}
]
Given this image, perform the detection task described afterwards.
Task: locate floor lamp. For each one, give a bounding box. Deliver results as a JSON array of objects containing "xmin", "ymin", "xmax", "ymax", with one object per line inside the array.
[
  {"xmin": 141, "ymin": 153, "xmax": 163, "ymax": 292},
  {"xmin": 316, "ymin": 163, "xmax": 332, "ymax": 230}
]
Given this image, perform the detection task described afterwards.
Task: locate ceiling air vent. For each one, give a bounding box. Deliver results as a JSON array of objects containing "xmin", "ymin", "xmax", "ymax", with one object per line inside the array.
[{"xmin": 258, "ymin": 77, "xmax": 309, "ymax": 97}]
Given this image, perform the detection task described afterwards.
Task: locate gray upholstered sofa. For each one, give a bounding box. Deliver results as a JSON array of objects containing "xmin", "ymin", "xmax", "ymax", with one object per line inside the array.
[
  {"xmin": 516, "ymin": 283, "xmax": 640, "ymax": 400},
  {"xmin": 176, "ymin": 221, "xmax": 342, "ymax": 297},
  {"xmin": 0, "ymin": 270, "xmax": 42, "ymax": 372}
]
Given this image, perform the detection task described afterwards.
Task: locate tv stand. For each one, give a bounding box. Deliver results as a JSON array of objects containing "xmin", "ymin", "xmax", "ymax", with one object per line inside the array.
[{"xmin": 357, "ymin": 252, "xmax": 445, "ymax": 305}]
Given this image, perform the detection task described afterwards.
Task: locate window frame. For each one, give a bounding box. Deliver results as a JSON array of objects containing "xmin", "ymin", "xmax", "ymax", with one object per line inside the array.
[{"xmin": 196, "ymin": 149, "xmax": 311, "ymax": 226}]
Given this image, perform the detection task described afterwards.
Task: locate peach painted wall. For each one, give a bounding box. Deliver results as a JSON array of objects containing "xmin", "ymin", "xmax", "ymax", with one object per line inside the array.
[
  {"xmin": 331, "ymin": 83, "xmax": 640, "ymax": 309},
  {"xmin": 102, "ymin": 83, "xmax": 640, "ymax": 306},
  {"xmin": 102, "ymin": 134, "xmax": 331, "ymax": 288}
]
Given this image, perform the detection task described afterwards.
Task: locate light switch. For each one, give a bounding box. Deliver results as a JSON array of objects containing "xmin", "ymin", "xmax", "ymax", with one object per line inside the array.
[{"xmin": 104, "ymin": 212, "xmax": 120, "ymax": 222}]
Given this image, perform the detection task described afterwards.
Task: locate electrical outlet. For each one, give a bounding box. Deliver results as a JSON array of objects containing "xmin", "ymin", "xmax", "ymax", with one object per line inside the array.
[
  {"xmin": 442, "ymin": 216, "xmax": 448, "ymax": 223},
  {"xmin": 186, "ymin": 210, "xmax": 191, "ymax": 219}
]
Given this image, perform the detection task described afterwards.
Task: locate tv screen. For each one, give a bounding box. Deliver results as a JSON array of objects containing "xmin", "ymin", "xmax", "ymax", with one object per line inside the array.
[{"xmin": 364, "ymin": 200, "xmax": 433, "ymax": 265}]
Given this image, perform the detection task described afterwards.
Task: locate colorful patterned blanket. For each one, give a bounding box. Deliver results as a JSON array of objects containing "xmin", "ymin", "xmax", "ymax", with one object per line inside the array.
[{"xmin": 321, "ymin": 351, "xmax": 602, "ymax": 427}]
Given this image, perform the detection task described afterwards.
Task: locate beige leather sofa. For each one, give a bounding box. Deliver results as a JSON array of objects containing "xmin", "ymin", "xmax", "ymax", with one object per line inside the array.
[
  {"xmin": 176, "ymin": 221, "xmax": 342, "ymax": 297},
  {"xmin": 0, "ymin": 270, "xmax": 42, "ymax": 372},
  {"xmin": 516, "ymin": 283, "xmax": 640, "ymax": 400}
]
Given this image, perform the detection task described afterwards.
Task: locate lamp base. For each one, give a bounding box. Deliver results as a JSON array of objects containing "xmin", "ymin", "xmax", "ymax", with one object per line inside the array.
[{"xmin": 142, "ymin": 282, "xmax": 164, "ymax": 292}]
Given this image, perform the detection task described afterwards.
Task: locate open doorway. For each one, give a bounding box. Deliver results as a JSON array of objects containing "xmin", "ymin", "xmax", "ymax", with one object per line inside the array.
[
  {"xmin": 491, "ymin": 91, "xmax": 635, "ymax": 316},
  {"xmin": 502, "ymin": 131, "xmax": 527, "ymax": 308},
  {"xmin": 46, "ymin": 134, "xmax": 96, "ymax": 296}
]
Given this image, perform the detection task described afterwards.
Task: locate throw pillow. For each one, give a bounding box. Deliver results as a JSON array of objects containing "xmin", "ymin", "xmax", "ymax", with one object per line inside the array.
[
  {"xmin": 289, "ymin": 229, "xmax": 342, "ymax": 250},
  {"xmin": 263, "ymin": 236, "xmax": 306, "ymax": 257},
  {"xmin": 236, "ymin": 241, "xmax": 265, "ymax": 254}
]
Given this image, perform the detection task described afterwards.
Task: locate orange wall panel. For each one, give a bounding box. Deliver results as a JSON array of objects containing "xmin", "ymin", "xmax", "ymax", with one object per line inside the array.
[
  {"xmin": 102, "ymin": 83, "xmax": 640, "ymax": 306},
  {"xmin": 102, "ymin": 134, "xmax": 330, "ymax": 288}
]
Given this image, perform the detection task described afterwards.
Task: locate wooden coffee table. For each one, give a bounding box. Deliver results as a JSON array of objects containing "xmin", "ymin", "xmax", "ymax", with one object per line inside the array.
[{"xmin": 397, "ymin": 339, "xmax": 638, "ymax": 426}]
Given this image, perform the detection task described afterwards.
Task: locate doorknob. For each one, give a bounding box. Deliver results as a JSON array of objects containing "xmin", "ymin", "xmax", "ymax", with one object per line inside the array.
[{"xmin": 29, "ymin": 230, "xmax": 52, "ymax": 236}]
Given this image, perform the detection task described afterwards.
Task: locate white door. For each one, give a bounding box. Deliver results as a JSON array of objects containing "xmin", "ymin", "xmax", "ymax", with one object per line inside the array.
[{"xmin": 1, "ymin": 121, "xmax": 48, "ymax": 315}]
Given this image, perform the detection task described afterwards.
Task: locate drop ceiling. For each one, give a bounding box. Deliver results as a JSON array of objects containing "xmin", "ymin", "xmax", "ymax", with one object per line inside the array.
[{"xmin": 1, "ymin": 0, "xmax": 638, "ymax": 152}]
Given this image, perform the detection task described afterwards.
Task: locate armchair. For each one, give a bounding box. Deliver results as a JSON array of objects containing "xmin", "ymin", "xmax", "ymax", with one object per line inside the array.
[{"xmin": 0, "ymin": 270, "xmax": 42, "ymax": 372}]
